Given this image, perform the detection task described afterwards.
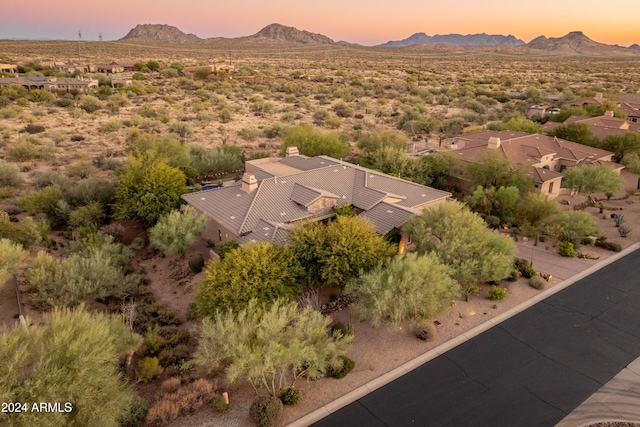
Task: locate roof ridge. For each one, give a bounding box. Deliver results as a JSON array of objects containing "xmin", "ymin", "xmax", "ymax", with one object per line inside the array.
[{"xmin": 238, "ymin": 181, "xmax": 266, "ymax": 235}]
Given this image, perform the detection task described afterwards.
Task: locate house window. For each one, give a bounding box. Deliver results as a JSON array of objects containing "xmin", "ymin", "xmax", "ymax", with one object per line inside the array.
[
  {"xmin": 218, "ymin": 229, "xmax": 222, "ymax": 242},
  {"xmin": 549, "ymin": 182, "xmax": 554, "ymax": 194}
]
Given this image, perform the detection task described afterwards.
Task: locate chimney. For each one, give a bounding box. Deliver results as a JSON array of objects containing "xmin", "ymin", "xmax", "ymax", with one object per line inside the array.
[
  {"xmin": 488, "ymin": 136, "xmax": 501, "ymax": 149},
  {"xmin": 604, "ymin": 110, "xmax": 614, "ymax": 118},
  {"xmin": 241, "ymin": 173, "xmax": 258, "ymax": 193},
  {"xmin": 595, "ymin": 93, "xmax": 603, "ymax": 99},
  {"xmin": 285, "ymin": 146, "xmax": 299, "ymax": 157}
]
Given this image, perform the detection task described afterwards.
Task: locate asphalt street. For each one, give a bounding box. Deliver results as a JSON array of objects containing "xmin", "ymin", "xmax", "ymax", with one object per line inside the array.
[{"xmin": 312, "ymin": 249, "xmax": 640, "ymax": 427}]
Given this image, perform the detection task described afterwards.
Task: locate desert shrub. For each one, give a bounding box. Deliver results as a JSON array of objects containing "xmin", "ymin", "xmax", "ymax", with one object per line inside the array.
[
  {"xmin": 145, "ymin": 400, "xmax": 180, "ymax": 426},
  {"xmin": 211, "ymin": 395, "xmax": 228, "ymax": 412},
  {"xmin": 331, "ymin": 322, "xmax": 350, "ymax": 337},
  {"xmin": 99, "ymin": 119, "xmax": 123, "ymax": 133},
  {"xmin": 552, "ymin": 210, "xmax": 598, "ymax": 237},
  {"xmin": 19, "ymin": 184, "xmax": 63, "ymax": 218},
  {"xmin": 7, "ymin": 139, "xmax": 39, "ymax": 161},
  {"xmin": 143, "ymin": 329, "xmax": 162, "ymax": 356},
  {"xmin": 328, "ymin": 355, "xmax": 355, "ymax": 379},
  {"xmin": 149, "ymin": 207, "xmax": 207, "ymax": 255},
  {"xmin": 488, "ymin": 285, "xmax": 507, "ymax": 301},
  {"xmin": 0, "ymin": 186, "xmax": 15, "ymax": 199},
  {"xmin": 158, "ymin": 344, "xmax": 190, "ymax": 368},
  {"xmin": 137, "ymin": 357, "xmax": 162, "ymax": 383},
  {"xmin": 484, "ymin": 215, "xmax": 501, "ymax": 229},
  {"xmin": 558, "ymin": 241, "xmax": 575, "ymax": 257},
  {"xmin": 415, "ymin": 322, "xmax": 437, "ymax": 342},
  {"xmin": 0, "ymin": 159, "xmax": 22, "ymax": 187},
  {"xmin": 519, "ymin": 264, "xmax": 536, "ymax": 278},
  {"xmin": 217, "ymin": 240, "xmax": 239, "ymax": 260},
  {"xmin": 133, "ymin": 303, "xmax": 182, "ymax": 334},
  {"xmin": 68, "ymin": 201, "xmax": 106, "ymax": 229},
  {"xmin": 559, "ymin": 230, "xmax": 581, "ymax": 247},
  {"xmin": 279, "ymin": 387, "xmax": 300, "ymax": 406},
  {"xmin": 147, "ymin": 379, "xmax": 215, "ymax": 424},
  {"xmin": 161, "ymin": 377, "xmax": 182, "ymax": 395},
  {"xmin": 249, "ymin": 396, "xmax": 283, "ymax": 427},
  {"xmin": 54, "ymin": 98, "xmax": 74, "ymax": 108},
  {"xmin": 615, "ymin": 214, "xmax": 626, "ymax": 227},
  {"xmin": 33, "ymin": 170, "xmax": 70, "ymax": 189},
  {"xmin": 22, "ymin": 123, "xmax": 45, "ymax": 134},
  {"xmin": 529, "ymin": 276, "xmax": 547, "ymax": 290},
  {"xmin": 332, "ymin": 101, "xmax": 355, "ymax": 118},
  {"xmin": 79, "ymin": 95, "xmax": 103, "ymax": 112},
  {"xmin": 0, "ymin": 213, "xmax": 41, "ymax": 247},
  {"xmin": 95, "ymin": 155, "xmax": 123, "ymax": 171},
  {"xmin": 70, "ymin": 134, "xmax": 85, "ymax": 142},
  {"xmin": 238, "ymin": 127, "xmax": 264, "ymax": 141},
  {"xmin": 581, "ymin": 236, "xmax": 594, "ymax": 245},
  {"xmin": 118, "ymin": 396, "xmax": 149, "ymax": 427},
  {"xmin": 618, "ymin": 226, "xmax": 631, "ymax": 237},
  {"xmin": 507, "ymin": 269, "xmax": 519, "ymax": 282},
  {"xmin": 188, "ymin": 253, "xmax": 205, "ymax": 273}
]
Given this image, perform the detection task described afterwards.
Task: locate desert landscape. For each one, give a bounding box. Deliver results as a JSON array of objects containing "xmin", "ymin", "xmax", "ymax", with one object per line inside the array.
[{"xmin": 2, "ymin": 21, "xmax": 640, "ymax": 427}]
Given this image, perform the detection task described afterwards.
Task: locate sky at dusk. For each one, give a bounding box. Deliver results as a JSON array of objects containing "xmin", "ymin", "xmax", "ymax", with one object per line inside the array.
[{"xmin": 1, "ymin": 0, "xmax": 639, "ymax": 47}]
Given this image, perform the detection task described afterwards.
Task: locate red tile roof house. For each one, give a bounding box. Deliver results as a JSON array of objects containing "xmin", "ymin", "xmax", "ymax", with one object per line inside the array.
[
  {"xmin": 450, "ymin": 130, "xmax": 621, "ymax": 199},
  {"xmin": 181, "ymin": 147, "xmax": 451, "ymax": 245},
  {"xmin": 543, "ymin": 111, "xmax": 640, "ymax": 140}
]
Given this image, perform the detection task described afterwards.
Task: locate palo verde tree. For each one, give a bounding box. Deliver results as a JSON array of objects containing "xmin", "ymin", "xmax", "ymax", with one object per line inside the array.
[
  {"xmin": 0, "ymin": 306, "xmax": 141, "ymax": 427},
  {"xmin": 466, "ymin": 149, "xmax": 533, "ymax": 194},
  {"xmin": 562, "ymin": 165, "xmax": 623, "ymax": 204},
  {"xmin": 403, "ymin": 201, "xmax": 516, "ymax": 300},
  {"xmin": 547, "ymin": 123, "xmax": 599, "ymax": 147},
  {"xmin": 149, "ymin": 206, "xmax": 207, "ymax": 256},
  {"xmin": 346, "ymin": 253, "xmax": 458, "ymax": 327},
  {"xmin": 465, "ymin": 185, "xmax": 521, "ymax": 224},
  {"xmin": 195, "ymin": 242, "xmax": 303, "ymax": 316},
  {"xmin": 280, "ymin": 124, "xmax": 349, "ymax": 158},
  {"xmin": 601, "ymin": 132, "xmax": 640, "ymax": 164},
  {"xmin": 289, "ymin": 215, "xmax": 396, "ymax": 287},
  {"xmin": 0, "ymin": 238, "xmax": 27, "ymax": 284},
  {"xmin": 195, "ymin": 298, "xmax": 352, "ymax": 397}
]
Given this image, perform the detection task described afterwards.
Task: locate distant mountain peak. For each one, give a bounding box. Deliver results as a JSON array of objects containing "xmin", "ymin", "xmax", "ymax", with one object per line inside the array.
[
  {"xmin": 527, "ymin": 31, "xmax": 637, "ymax": 56},
  {"xmin": 377, "ymin": 32, "xmax": 525, "ymax": 47},
  {"xmin": 120, "ymin": 24, "xmax": 200, "ymax": 42},
  {"xmin": 252, "ymin": 23, "xmax": 334, "ymax": 44},
  {"xmin": 630, "ymin": 43, "xmax": 640, "ymax": 50}
]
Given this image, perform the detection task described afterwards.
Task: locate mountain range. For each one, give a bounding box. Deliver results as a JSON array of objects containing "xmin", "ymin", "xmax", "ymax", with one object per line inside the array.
[{"xmin": 118, "ymin": 24, "xmax": 639, "ymax": 56}]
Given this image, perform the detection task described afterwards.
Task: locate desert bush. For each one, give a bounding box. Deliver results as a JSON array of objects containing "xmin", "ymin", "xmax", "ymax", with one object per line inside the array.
[
  {"xmin": 328, "ymin": 355, "xmax": 356, "ymax": 379},
  {"xmin": 0, "ymin": 159, "xmax": 22, "ymax": 187},
  {"xmin": 507, "ymin": 269, "xmax": 519, "ymax": 282},
  {"xmin": 552, "ymin": 210, "xmax": 598, "ymax": 237},
  {"xmin": 149, "ymin": 206, "xmax": 207, "ymax": 255},
  {"xmin": 118, "ymin": 396, "xmax": 149, "ymax": 427},
  {"xmin": 7, "ymin": 139, "xmax": 39, "ymax": 161},
  {"xmin": 79, "ymin": 94, "xmax": 103, "ymax": 112},
  {"xmin": 188, "ymin": 253, "xmax": 205, "ymax": 273},
  {"xmin": 68, "ymin": 201, "xmax": 106, "ymax": 229},
  {"xmin": 158, "ymin": 344, "xmax": 190, "ymax": 368},
  {"xmin": 33, "ymin": 170, "xmax": 70, "ymax": 189},
  {"xmin": 238, "ymin": 127, "xmax": 264, "ymax": 141},
  {"xmin": 0, "ymin": 186, "xmax": 15, "ymax": 199},
  {"xmin": 529, "ymin": 276, "xmax": 547, "ymax": 290},
  {"xmin": 415, "ymin": 322, "xmax": 437, "ymax": 342},
  {"xmin": 559, "ymin": 230, "xmax": 581, "ymax": 247},
  {"xmin": 488, "ymin": 285, "xmax": 507, "ymax": 301},
  {"xmin": 19, "ymin": 184, "xmax": 63, "ymax": 218},
  {"xmin": 146, "ymin": 379, "xmax": 215, "ymax": 425},
  {"xmin": 249, "ymin": 396, "xmax": 283, "ymax": 427},
  {"xmin": 217, "ymin": 240, "xmax": 239, "ymax": 260},
  {"xmin": 332, "ymin": 101, "xmax": 355, "ymax": 118},
  {"xmin": 0, "ymin": 238, "xmax": 27, "ymax": 283},
  {"xmin": 137, "ymin": 357, "xmax": 162, "ymax": 383},
  {"xmin": 281, "ymin": 124, "xmax": 349, "ymax": 158},
  {"xmin": 558, "ymin": 241, "xmax": 575, "ymax": 257},
  {"xmin": 484, "ymin": 215, "xmax": 501, "ymax": 229},
  {"xmin": 100, "ymin": 222, "xmax": 125, "ymax": 242},
  {"xmin": 99, "ymin": 119, "xmax": 123, "ymax": 133},
  {"xmin": 95, "ymin": 155, "xmax": 123, "ymax": 171},
  {"xmin": 0, "ymin": 213, "xmax": 41, "ymax": 247},
  {"xmin": 279, "ymin": 387, "xmax": 300, "ymax": 406},
  {"xmin": 145, "ymin": 400, "xmax": 180, "ymax": 426},
  {"xmin": 54, "ymin": 98, "xmax": 74, "ymax": 108},
  {"xmin": 22, "ymin": 123, "xmax": 45, "ymax": 134},
  {"xmin": 133, "ymin": 303, "xmax": 182, "ymax": 334},
  {"xmin": 65, "ymin": 161, "xmax": 96, "ymax": 179},
  {"xmin": 161, "ymin": 377, "xmax": 183, "ymax": 395},
  {"xmin": 518, "ymin": 264, "xmax": 537, "ymax": 279},
  {"xmin": 211, "ymin": 395, "xmax": 228, "ymax": 412},
  {"xmin": 70, "ymin": 134, "xmax": 85, "ymax": 142}
]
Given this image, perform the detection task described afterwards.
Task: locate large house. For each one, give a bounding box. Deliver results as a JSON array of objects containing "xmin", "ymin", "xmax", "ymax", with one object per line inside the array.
[
  {"xmin": 182, "ymin": 148, "xmax": 451, "ymax": 244},
  {"xmin": 0, "ymin": 76, "xmax": 98, "ymax": 93},
  {"xmin": 451, "ymin": 131, "xmax": 620, "ymax": 198}
]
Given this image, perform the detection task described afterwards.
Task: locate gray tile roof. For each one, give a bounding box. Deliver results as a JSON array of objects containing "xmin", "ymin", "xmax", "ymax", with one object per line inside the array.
[
  {"xmin": 359, "ymin": 202, "xmax": 416, "ymax": 235},
  {"xmin": 183, "ymin": 155, "xmax": 451, "ymax": 242},
  {"xmin": 279, "ymin": 155, "xmax": 338, "ymax": 170}
]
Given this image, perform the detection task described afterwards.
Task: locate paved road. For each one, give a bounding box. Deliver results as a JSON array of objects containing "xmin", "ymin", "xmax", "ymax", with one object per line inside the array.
[{"xmin": 313, "ymin": 249, "xmax": 640, "ymax": 427}]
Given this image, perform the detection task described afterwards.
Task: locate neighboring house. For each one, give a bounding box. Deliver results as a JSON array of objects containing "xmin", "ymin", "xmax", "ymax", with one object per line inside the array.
[
  {"xmin": 181, "ymin": 147, "xmax": 451, "ymax": 244},
  {"xmin": 111, "ymin": 79, "xmax": 132, "ymax": 89},
  {"xmin": 451, "ymin": 130, "xmax": 620, "ymax": 198},
  {"xmin": 571, "ymin": 92, "xmax": 607, "ymax": 107},
  {"xmin": 525, "ymin": 104, "xmax": 552, "ymax": 120},
  {"xmin": 0, "ymin": 76, "xmax": 98, "ymax": 93},
  {"xmin": 112, "ymin": 61, "xmax": 137, "ymax": 72},
  {"xmin": 53, "ymin": 62, "xmax": 96, "ymax": 74},
  {"xmin": 0, "ymin": 64, "xmax": 17, "ymax": 73},
  {"xmin": 618, "ymin": 94, "xmax": 640, "ymax": 123},
  {"xmin": 96, "ymin": 64, "xmax": 125, "ymax": 74},
  {"xmin": 183, "ymin": 65, "xmax": 235, "ymax": 75},
  {"xmin": 543, "ymin": 111, "xmax": 640, "ymax": 140}
]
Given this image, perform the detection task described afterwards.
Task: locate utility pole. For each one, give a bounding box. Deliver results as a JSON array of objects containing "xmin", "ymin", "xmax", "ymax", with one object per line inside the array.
[{"xmin": 77, "ymin": 30, "xmax": 83, "ymax": 59}]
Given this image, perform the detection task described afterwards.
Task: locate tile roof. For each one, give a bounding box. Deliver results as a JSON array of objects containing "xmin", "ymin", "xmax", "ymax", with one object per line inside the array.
[
  {"xmin": 531, "ymin": 167, "xmax": 563, "ymax": 183},
  {"xmin": 183, "ymin": 155, "xmax": 451, "ymax": 242},
  {"xmin": 359, "ymin": 202, "xmax": 416, "ymax": 235}
]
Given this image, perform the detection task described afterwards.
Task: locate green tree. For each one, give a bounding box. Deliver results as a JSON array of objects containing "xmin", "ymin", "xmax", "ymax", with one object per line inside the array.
[
  {"xmin": 465, "ymin": 186, "xmax": 521, "ymax": 223},
  {"xmin": 601, "ymin": 132, "xmax": 640, "ymax": 164},
  {"xmin": 168, "ymin": 121, "xmax": 194, "ymax": 143},
  {"xmin": 281, "ymin": 124, "xmax": 349, "ymax": 158},
  {"xmin": 146, "ymin": 60, "xmax": 160, "ymax": 72},
  {"xmin": 551, "ymin": 210, "xmax": 598, "ymax": 237},
  {"xmin": 194, "ymin": 298, "xmax": 352, "ymax": 396},
  {"xmin": 0, "ymin": 238, "xmax": 27, "ymax": 283},
  {"xmin": 68, "ymin": 201, "xmax": 105, "ymax": 229},
  {"xmin": 466, "ymin": 150, "xmax": 533, "ymax": 193},
  {"xmin": 403, "ymin": 201, "xmax": 516, "ymax": 300},
  {"xmin": 19, "ymin": 184, "xmax": 64, "ymax": 221},
  {"xmin": 357, "ymin": 131, "xmax": 407, "ymax": 157},
  {"xmin": 0, "ymin": 306, "xmax": 141, "ymax": 427},
  {"xmin": 25, "ymin": 242, "xmax": 136, "ymax": 308},
  {"xmin": 128, "ymin": 133, "xmax": 197, "ymax": 183},
  {"xmin": 346, "ymin": 253, "xmax": 458, "ymax": 327},
  {"xmin": 195, "ymin": 242, "xmax": 303, "ymax": 315},
  {"xmin": 562, "ymin": 165, "xmax": 623, "ymax": 203},
  {"xmin": 289, "ymin": 216, "xmax": 395, "ymax": 287},
  {"xmin": 548, "ymin": 123, "xmax": 599, "ymax": 146},
  {"xmin": 488, "ymin": 115, "xmax": 543, "ymax": 133},
  {"xmin": 515, "ymin": 192, "xmax": 560, "ymax": 226},
  {"xmin": 149, "ymin": 206, "xmax": 207, "ymax": 255},
  {"xmin": 421, "ymin": 151, "xmax": 456, "ymax": 190},
  {"xmin": 78, "ymin": 94, "xmax": 103, "ymax": 113},
  {"xmin": 113, "ymin": 156, "xmax": 186, "ymax": 227}
]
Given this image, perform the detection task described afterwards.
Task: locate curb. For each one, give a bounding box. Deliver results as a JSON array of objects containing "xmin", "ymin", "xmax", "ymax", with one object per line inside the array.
[{"xmin": 286, "ymin": 242, "xmax": 640, "ymax": 427}]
